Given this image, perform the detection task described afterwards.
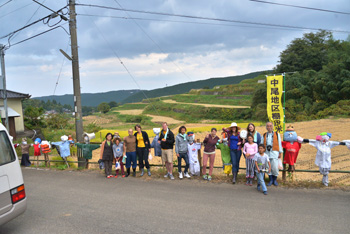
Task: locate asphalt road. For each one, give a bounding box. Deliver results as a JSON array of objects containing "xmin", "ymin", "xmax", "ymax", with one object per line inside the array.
[{"xmin": 1, "ymin": 168, "xmax": 350, "ymax": 234}]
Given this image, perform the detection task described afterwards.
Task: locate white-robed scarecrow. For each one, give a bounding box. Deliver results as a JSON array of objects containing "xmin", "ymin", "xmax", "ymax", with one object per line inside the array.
[{"xmin": 303, "ymin": 132, "xmax": 346, "ymax": 186}]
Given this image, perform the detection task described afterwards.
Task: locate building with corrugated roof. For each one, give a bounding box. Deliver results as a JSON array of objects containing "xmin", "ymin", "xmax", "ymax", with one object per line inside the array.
[{"xmin": 0, "ymin": 90, "xmax": 31, "ymax": 138}]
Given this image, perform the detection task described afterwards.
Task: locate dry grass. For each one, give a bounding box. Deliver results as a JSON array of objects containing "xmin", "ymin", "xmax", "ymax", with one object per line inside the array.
[
  {"xmin": 146, "ymin": 114, "xmax": 184, "ymax": 124},
  {"xmin": 87, "ymin": 118, "xmax": 350, "ymax": 187},
  {"xmin": 114, "ymin": 109, "xmax": 144, "ymax": 115}
]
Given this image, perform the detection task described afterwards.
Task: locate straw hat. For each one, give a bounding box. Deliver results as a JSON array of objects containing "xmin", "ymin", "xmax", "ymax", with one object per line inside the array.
[{"xmin": 227, "ymin": 122, "xmax": 241, "ymax": 130}]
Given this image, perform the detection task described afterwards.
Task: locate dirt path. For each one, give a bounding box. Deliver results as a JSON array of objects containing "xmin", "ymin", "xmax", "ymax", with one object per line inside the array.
[{"xmin": 163, "ymin": 99, "xmax": 250, "ymax": 109}]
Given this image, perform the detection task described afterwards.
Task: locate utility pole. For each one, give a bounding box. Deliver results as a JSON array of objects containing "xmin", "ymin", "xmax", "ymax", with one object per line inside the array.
[
  {"xmin": 69, "ymin": 0, "xmax": 85, "ymax": 167},
  {"xmin": 0, "ymin": 45, "xmax": 9, "ymax": 131}
]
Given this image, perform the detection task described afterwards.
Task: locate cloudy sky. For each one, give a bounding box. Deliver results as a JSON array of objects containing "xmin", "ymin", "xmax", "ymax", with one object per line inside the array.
[{"xmin": 1, "ymin": 0, "xmax": 349, "ymax": 97}]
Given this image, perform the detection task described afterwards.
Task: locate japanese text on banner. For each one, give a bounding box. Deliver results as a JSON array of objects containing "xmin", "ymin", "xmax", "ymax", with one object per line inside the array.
[{"xmin": 266, "ymin": 75, "xmax": 284, "ymax": 134}]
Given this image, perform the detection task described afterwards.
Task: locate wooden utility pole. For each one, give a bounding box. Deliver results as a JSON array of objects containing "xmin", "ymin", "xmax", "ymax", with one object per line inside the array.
[
  {"xmin": 69, "ymin": 0, "xmax": 85, "ymax": 167},
  {"xmin": 0, "ymin": 45, "xmax": 9, "ymax": 131}
]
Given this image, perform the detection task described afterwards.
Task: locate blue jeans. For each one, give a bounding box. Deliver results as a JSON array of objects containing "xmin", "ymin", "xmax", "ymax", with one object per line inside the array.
[
  {"xmin": 257, "ymin": 172, "xmax": 267, "ymax": 192},
  {"xmin": 230, "ymin": 149, "xmax": 242, "ymax": 173},
  {"xmin": 178, "ymin": 153, "xmax": 189, "ymax": 173},
  {"xmin": 126, "ymin": 151, "xmax": 137, "ymax": 169}
]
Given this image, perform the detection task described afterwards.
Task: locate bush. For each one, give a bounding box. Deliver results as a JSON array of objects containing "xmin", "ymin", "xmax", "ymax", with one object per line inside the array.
[
  {"xmin": 84, "ymin": 123, "xmax": 102, "ymax": 133},
  {"xmin": 45, "ymin": 113, "xmax": 72, "ymax": 129}
]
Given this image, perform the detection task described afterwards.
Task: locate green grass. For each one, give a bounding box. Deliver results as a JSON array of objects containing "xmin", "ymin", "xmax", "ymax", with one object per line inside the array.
[
  {"xmin": 112, "ymin": 103, "xmax": 147, "ymax": 111},
  {"xmin": 170, "ymin": 94, "xmax": 252, "ymax": 106}
]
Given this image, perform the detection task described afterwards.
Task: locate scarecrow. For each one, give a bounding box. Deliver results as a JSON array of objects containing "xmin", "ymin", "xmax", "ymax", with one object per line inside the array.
[
  {"xmin": 186, "ymin": 132, "xmax": 201, "ymax": 176},
  {"xmin": 151, "ymin": 128, "xmax": 162, "ymax": 157},
  {"xmin": 282, "ymin": 125, "xmax": 303, "ymax": 173},
  {"xmin": 41, "ymin": 140, "xmax": 51, "ymax": 168},
  {"xmin": 20, "ymin": 138, "xmax": 31, "ymax": 167},
  {"xmin": 51, "ymin": 135, "xmax": 74, "ymax": 168},
  {"xmin": 75, "ymin": 133, "xmax": 100, "ymax": 169},
  {"xmin": 216, "ymin": 131, "xmax": 232, "ymax": 175},
  {"xmin": 33, "ymin": 138, "xmax": 42, "ymax": 167},
  {"xmin": 303, "ymin": 132, "xmax": 346, "ymax": 186}
]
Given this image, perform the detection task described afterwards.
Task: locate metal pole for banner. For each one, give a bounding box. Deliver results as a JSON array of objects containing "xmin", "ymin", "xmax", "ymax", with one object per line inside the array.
[{"xmin": 282, "ymin": 72, "xmax": 286, "ymax": 181}]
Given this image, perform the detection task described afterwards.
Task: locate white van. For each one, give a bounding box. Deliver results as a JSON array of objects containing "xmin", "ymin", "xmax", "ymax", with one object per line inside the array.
[{"xmin": 0, "ymin": 123, "xmax": 27, "ymax": 226}]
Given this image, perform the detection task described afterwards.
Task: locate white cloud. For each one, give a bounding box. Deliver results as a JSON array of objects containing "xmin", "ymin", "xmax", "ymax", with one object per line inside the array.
[{"xmin": 0, "ymin": 0, "xmax": 348, "ymax": 97}]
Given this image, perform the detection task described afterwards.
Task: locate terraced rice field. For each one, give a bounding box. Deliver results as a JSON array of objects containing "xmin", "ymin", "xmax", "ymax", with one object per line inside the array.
[{"xmin": 87, "ymin": 118, "xmax": 350, "ymax": 186}]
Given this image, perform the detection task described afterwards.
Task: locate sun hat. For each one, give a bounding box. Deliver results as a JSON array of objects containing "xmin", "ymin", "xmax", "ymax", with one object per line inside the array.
[{"xmin": 227, "ymin": 122, "xmax": 241, "ymax": 130}]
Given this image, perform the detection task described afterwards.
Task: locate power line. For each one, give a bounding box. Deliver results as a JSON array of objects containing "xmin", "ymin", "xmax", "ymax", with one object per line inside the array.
[
  {"xmin": 77, "ymin": 1, "xmax": 161, "ymax": 115},
  {"xmin": 249, "ymin": 0, "xmax": 350, "ymax": 15},
  {"xmin": 0, "ymin": 5, "xmax": 67, "ymax": 40},
  {"xmin": 10, "ymin": 0, "xmax": 47, "ymax": 42},
  {"xmin": 0, "ymin": 0, "xmax": 12, "ymax": 9},
  {"xmin": 0, "ymin": 2, "xmax": 33, "ymax": 19},
  {"xmin": 10, "ymin": 24, "xmax": 67, "ymax": 47},
  {"xmin": 77, "ymin": 13, "xmax": 317, "ymax": 32},
  {"xmin": 76, "ymin": 3, "xmax": 350, "ymax": 34},
  {"xmin": 113, "ymin": 0, "xmax": 193, "ymax": 82},
  {"xmin": 1, "ymin": 5, "xmax": 69, "ymax": 48}
]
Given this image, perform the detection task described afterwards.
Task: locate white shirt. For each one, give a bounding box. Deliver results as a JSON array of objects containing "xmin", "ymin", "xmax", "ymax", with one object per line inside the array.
[
  {"xmin": 309, "ymin": 140, "xmax": 340, "ymax": 169},
  {"xmin": 187, "ymin": 143, "xmax": 201, "ymax": 164}
]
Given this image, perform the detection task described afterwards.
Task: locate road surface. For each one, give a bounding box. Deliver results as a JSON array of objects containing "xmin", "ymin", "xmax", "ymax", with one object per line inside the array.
[{"xmin": 1, "ymin": 168, "xmax": 349, "ymax": 234}]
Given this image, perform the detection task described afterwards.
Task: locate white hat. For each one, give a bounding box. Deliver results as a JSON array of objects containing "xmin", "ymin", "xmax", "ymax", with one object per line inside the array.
[
  {"xmin": 61, "ymin": 135, "xmax": 68, "ymax": 141},
  {"xmin": 227, "ymin": 122, "xmax": 241, "ymax": 130},
  {"xmin": 153, "ymin": 128, "xmax": 160, "ymax": 135}
]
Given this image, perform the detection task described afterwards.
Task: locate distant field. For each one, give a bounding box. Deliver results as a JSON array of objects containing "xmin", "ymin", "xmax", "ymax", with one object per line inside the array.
[
  {"xmin": 112, "ymin": 103, "xmax": 147, "ymax": 110},
  {"xmin": 88, "ymin": 118, "xmax": 350, "ymax": 186},
  {"xmin": 171, "ymin": 94, "xmax": 252, "ymax": 106},
  {"xmin": 163, "ymin": 99, "xmax": 250, "ymax": 109}
]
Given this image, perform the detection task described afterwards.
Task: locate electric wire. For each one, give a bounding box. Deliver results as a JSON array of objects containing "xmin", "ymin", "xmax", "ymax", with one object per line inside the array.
[
  {"xmin": 76, "ymin": 3, "xmax": 350, "ymax": 34},
  {"xmin": 9, "ymin": 24, "xmax": 67, "ymax": 47},
  {"xmin": 249, "ymin": 0, "xmax": 350, "ymax": 15},
  {"xmin": 0, "ymin": 2, "xmax": 33, "ymax": 20},
  {"xmin": 77, "ymin": 13, "xmax": 320, "ymax": 33},
  {"xmin": 53, "ymin": 38, "xmax": 70, "ymax": 95},
  {"xmin": 10, "ymin": 0, "xmax": 47, "ymax": 42},
  {"xmin": 77, "ymin": 1, "xmax": 161, "ymax": 115},
  {"xmin": 0, "ymin": 0, "xmax": 12, "ymax": 9},
  {"xmin": 113, "ymin": 0, "xmax": 193, "ymax": 81},
  {"xmin": 0, "ymin": 5, "xmax": 68, "ymax": 40}
]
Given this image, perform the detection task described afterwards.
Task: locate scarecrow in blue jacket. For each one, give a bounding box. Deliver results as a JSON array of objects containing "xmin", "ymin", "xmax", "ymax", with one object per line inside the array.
[
  {"xmin": 52, "ymin": 135, "xmax": 74, "ymax": 168},
  {"xmin": 151, "ymin": 128, "xmax": 162, "ymax": 157}
]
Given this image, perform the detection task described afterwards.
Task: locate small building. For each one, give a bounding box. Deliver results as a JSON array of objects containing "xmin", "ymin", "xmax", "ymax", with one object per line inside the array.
[
  {"xmin": 0, "ymin": 90, "xmax": 31, "ymax": 139},
  {"xmin": 257, "ymin": 80, "xmax": 266, "ymax": 84}
]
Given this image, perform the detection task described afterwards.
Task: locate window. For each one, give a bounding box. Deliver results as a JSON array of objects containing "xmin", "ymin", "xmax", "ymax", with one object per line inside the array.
[{"xmin": 0, "ymin": 131, "xmax": 16, "ymax": 165}]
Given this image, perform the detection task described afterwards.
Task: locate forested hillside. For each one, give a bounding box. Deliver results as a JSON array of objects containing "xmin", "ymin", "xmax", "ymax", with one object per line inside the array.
[
  {"xmin": 122, "ymin": 71, "xmax": 264, "ymax": 103},
  {"xmin": 251, "ymin": 31, "xmax": 350, "ymax": 121}
]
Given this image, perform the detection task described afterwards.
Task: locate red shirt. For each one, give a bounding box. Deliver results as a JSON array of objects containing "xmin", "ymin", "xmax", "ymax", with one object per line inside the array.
[
  {"xmin": 34, "ymin": 144, "xmax": 41, "ymax": 156},
  {"xmin": 282, "ymin": 141, "xmax": 301, "ymax": 165}
]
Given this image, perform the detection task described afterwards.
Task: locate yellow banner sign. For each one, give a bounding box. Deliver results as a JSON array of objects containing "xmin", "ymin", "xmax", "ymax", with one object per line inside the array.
[{"xmin": 266, "ymin": 75, "xmax": 284, "ymax": 134}]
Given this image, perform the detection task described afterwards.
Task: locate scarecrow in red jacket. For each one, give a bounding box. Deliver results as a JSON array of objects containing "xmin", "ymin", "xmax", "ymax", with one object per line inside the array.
[{"xmin": 282, "ymin": 125, "xmax": 303, "ymax": 172}]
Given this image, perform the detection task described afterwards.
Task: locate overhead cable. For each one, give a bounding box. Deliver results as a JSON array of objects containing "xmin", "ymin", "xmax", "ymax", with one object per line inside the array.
[
  {"xmin": 76, "ymin": 3, "xmax": 350, "ymax": 34},
  {"xmin": 249, "ymin": 0, "xmax": 350, "ymax": 15}
]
